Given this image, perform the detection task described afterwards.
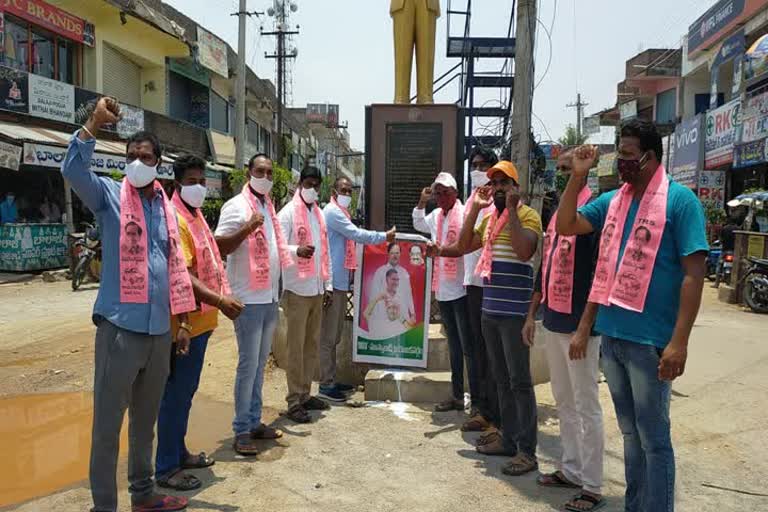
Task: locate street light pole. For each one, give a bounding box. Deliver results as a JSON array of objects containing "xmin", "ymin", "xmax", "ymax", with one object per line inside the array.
[
  {"xmin": 234, "ymin": 0, "xmax": 248, "ymax": 171},
  {"xmin": 509, "ymin": 0, "xmax": 536, "ymax": 196}
]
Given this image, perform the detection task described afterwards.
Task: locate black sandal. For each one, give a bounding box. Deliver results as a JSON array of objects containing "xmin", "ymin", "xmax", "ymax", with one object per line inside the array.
[
  {"xmin": 157, "ymin": 470, "xmax": 202, "ymax": 491},
  {"xmin": 181, "ymin": 451, "xmax": 215, "ymax": 469},
  {"xmin": 287, "ymin": 405, "xmax": 312, "ymax": 423},
  {"xmin": 564, "ymin": 493, "xmax": 606, "ymax": 512}
]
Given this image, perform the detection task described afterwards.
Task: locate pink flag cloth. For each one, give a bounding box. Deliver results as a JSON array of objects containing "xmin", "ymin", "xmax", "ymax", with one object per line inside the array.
[
  {"xmin": 474, "ymin": 208, "xmax": 511, "ymax": 279},
  {"xmin": 331, "ymin": 196, "xmax": 357, "ymax": 270},
  {"xmin": 589, "ymin": 165, "xmax": 669, "ymax": 313},
  {"xmin": 540, "ymin": 185, "xmax": 593, "ymax": 314},
  {"xmin": 119, "ymin": 178, "xmax": 195, "ymax": 315},
  {"xmin": 242, "ymin": 184, "xmax": 293, "ymax": 291},
  {"xmin": 171, "ymin": 191, "xmax": 231, "ymax": 312},
  {"xmin": 293, "ymin": 188, "xmax": 330, "ymax": 280},
  {"xmin": 432, "ymin": 202, "xmax": 462, "ymax": 292}
]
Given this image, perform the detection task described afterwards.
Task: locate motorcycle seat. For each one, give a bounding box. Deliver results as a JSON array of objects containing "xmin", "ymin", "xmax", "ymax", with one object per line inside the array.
[{"xmin": 747, "ymin": 257, "xmax": 768, "ymax": 267}]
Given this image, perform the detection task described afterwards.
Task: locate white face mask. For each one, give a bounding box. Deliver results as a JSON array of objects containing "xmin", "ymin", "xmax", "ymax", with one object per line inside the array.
[
  {"xmin": 470, "ymin": 170, "xmax": 490, "ymax": 189},
  {"xmin": 180, "ymin": 184, "xmax": 207, "ymax": 208},
  {"xmin": 125, "ymin": 159, "xmax": 157, "ymax": 188},
  {"xmin": 336, "ymin": 194, "xmax": 352, "ymax": 209},
  {"xmin": 250, "ymin": 176, "xmax": 273, "ymax": 195},
  {"xmin": 301, "ymin": 187, "xmax": 319, "ymax": 203}
]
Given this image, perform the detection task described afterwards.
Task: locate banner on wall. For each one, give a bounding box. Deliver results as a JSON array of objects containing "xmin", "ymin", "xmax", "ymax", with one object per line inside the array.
[
  {"xmin": 705, "ymin": 98, "xmax": 741, "ymax": 168},
  {"xmin": 28, "ymin": 73, "xmax": 74, "ymax": 123},
  {"xmin": 22, "ymin": 143, "xmax": 173, "ymax": 179},
  {"xmin": 670, "ymin": 115, "xmax": 703, "ymax": 188},
  {"xmin": 739, "ymin": 91, "xmax": 768, "ymax": 144},
  {"xmin": 353, "ymin": 234, "xmax": 432, "ymax": 368},
  {"xmin": 0, "ymin": 0, "xmax": 95, "ymax": 47},
  {"xmin": 0, "ymin": 66, "xmax": 29, "ymax": 113},
  {"xmin": 733, "ymin": 138, "xmax": 768, "ymax": 168},
  {"xmin": 196, "ymin": 27, "xmax": 228, "ymax": 78},
  {"xmin": 0, "ymin": 140, "xmax": 21, "ymax": 171},
  {"xmin": 698, "ymin": 170, "xmax": 726, "ymax": 209}
]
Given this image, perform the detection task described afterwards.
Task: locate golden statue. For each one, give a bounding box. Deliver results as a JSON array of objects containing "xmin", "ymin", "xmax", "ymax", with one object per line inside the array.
[{"xmin": 391, "ymin": 0, "xmax": 440, "ymax": 104}]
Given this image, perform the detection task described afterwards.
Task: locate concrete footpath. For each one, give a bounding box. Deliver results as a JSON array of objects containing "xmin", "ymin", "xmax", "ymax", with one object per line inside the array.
[{"xmin": 0, "ymin": 282, "xmax": 766, "ymax": 512}]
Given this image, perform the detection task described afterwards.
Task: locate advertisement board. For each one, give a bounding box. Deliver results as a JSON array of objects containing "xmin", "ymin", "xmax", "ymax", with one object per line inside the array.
[
  {"xmin": 739, "ymin": 91, "xmax": 768, "ymax": 144},
  {"xmin": 0, "ymin": 0, "xmax": 94, "ymax": 47},
  {"xmin": 0, "ymin": 224, "xmax": 68, "ymax": 272},
  {"xmin": 670, "ymin": 115, "xmax": 703, "ymax": 188},
  {"xmin": 705, "ymin": 98, "xmax": 741, "ymax": 169},
  {"xmin": 0, "ymin": 140, "xmax": 22, "ymax": 171},
  {"xmin": 196, "ymin": 27, "xmax": 228, "ymax": 78},
  {"xmin": 28, "ymin": 73, "xmax": 74, "ymax": 123},
  {"xmin": 352, "ymin": 234, "xmax": 432, "ymax": 368},
  {"xmin": 0, "ymin": 66, "xmax": 29, "ymax": 113},
  {"xmin": 698, "ymin": 170, "xmax": 726, "ymax": 209},
  {"xmin": 733, "ymin": 138, "xmax": 767, "ymax": 168}
]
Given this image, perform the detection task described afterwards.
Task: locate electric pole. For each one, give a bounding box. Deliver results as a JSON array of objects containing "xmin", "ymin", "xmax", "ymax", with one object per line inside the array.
[
  {"xmin": 263, "ymin": 1, "xmax": 299, "ymax": 165},
  {"xmin": 232, "ymin": 2, "xmax": 263, "ymax": 170},
  {"xmin": 509, "ymin": 0, "xmax": 536, "ymax": 196},
  {"xmin": 567, "ymin": 93, "xmax": 589, "ymax": 142}
]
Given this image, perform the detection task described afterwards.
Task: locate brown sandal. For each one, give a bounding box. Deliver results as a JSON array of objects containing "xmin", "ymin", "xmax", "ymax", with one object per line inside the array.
[
  {"xmin": 233, "ymin": 433, "xmax": 260, "ymax": 456},
  {"xmin": 502, "ymin": 453, "xmax": 539, "ymax": 476},
  {"xmin": 251, "ymin": 423, "xmax": 283, "ymax": 439},
  {"xmin": 476, "ymin": 430, "xmax": 501, "ymax": 446},
  {"xmin": 462, "ymin": 414, "xmax": 491, "ymax": 432}
]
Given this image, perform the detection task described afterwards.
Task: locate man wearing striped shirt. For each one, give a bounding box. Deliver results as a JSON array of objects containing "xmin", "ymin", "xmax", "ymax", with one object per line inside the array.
[{"xmin": 431, "ymin": 160, "xmax": 543, "ymax": 476}]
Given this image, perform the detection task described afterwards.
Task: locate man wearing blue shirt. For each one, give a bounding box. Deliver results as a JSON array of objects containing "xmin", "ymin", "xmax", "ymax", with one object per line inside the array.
[
  {"xmin": 0, "ymin": 192, "xmax": 18, "ymax": 224},
  {"xmin": 557, "ymin": 119, "xmax": 708, "ymax": 512},
  {"xmin": 319, "ymin": 177, "xmax": 395, "ymax": 402},
  {"xmin": 63, "ymin": 97, "xmax": 191, "ymax": 512}
]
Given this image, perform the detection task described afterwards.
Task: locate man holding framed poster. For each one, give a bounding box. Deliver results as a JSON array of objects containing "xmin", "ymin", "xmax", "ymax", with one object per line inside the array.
[{"xmin": 352, "ymin": 234, "xmax": 432, "ymax": 368}]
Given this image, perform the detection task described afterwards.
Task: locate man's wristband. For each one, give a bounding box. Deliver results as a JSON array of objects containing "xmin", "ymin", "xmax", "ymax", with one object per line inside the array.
[
  {"xmin": 81, "ymin": 124, "xmax": 95, "ymax": 139},
  {"xmin": 179, "ymin": 322, "xmax": 192, "ymax": 333}
]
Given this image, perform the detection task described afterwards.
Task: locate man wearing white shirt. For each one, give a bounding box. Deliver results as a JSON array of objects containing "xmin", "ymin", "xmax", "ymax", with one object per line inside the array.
[
  {"xmin": 215, "ymin": 153, "xmax": 286, "ymax": 455},
  {"xmin": 413, "ymin": 172, "xmax": 474, "ymax": 412},
  {"xmin": 277, "ymin": 166, "xmax": 333, "ymax": 423}
]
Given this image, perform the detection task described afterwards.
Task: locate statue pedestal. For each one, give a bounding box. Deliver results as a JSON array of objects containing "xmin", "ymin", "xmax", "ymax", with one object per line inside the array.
[{"xmin": 364, "ymin": 104, "xmax": 464, "ymax": 232}]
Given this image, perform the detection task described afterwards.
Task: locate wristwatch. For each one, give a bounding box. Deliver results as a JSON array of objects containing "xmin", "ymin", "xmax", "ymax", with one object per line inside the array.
[{"xmin": 179, "ymin": 322, "xmax": 193, "ymax": 333}]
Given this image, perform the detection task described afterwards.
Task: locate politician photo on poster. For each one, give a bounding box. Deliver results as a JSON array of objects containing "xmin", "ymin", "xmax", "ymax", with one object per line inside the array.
[{"xmin": 353, "ymin": 233, "xmax": 431, "ymax": 368}]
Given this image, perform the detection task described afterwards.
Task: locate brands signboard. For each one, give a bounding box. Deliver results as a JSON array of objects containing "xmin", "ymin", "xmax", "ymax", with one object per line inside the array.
[
  {"xmin": 0, "ymin": 0, "xmax": 94, "ymax": 46},
  {"xmin": 670, "ymin": 115, "xmax": 704, "ymax": 188},
  {"xmin": 705, "ymin": 98, "xmax": 741, "ymax": 169},
  {"xmin": 733, "ymin": 138, "xmax": 767, "ymax": 168}
]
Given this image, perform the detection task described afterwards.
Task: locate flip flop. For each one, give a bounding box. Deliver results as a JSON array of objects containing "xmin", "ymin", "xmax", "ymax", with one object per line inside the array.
[
  {"xmin": 536, "ymin": 471, "xmax": 581, "ymax": 489},
  {"xmin": 131, "ymin": 494, "xmax": 188, "ymax": 511},
  {"xmin": 157, "ymin": 471, "xmax": 201, "ymax": 491},
  {"xmin": 181, "ymin": 452, "xmax": 215, "ymax": 469},
  {"xmin": 564, "ymin": 493, "xmax": 606, "ymax": 512}
]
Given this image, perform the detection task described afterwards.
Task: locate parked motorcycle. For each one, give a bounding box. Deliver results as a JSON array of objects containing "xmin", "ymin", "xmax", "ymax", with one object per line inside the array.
[
  {"xmin": 742, "ymin": 257, "xmax": 768, "ymax": 314},
  {"xmin": 71, "ymin": 223, "xmax": 102, "ymax": 291},
  {"xmin": 706, "ymin": 242, "xmax": 722, "ymax": 281}
]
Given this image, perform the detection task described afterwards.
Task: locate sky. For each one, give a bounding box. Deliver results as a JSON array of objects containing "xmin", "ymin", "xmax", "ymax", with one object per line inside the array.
[{"xmin": 164, "ymin": 0, "xmax": 719, "ymax": 149}]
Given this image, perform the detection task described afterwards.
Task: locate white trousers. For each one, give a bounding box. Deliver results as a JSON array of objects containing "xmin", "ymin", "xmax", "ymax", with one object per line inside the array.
[{"xmin": 543, "ymin": 326, "xmax": 604, "ymax": 494}]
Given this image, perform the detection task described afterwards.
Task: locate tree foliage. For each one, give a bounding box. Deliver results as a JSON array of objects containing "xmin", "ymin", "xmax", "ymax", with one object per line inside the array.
[{"xmin": 559, "ymin": 124, "xmax": 588, "ymax": 147}]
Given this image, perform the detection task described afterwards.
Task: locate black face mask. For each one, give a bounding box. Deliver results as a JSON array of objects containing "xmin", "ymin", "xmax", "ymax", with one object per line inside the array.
[
  {"xmin": 494, "ymin": 194, "xmax": 506, "ymax": 212},
  {"xmin": 617, "ymin": 152, "xmax": 648, "ymax": 183}
]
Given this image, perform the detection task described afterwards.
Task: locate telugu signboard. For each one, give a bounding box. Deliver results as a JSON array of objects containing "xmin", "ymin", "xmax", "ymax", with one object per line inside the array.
[
  {"xmin": 0, "ymin": 140, "xmax": 21, "ymax": 171},
  {"xmin": 739, "ymin": 91, "xmax": 768, "ymax": 144},
  {"xmin": 698, "ymin": 170, "xmax": 726, "ymax": 209},
  {"xmin": 670, "ymin": 115, "xmax": 704, "ymax": 188},
  {"xmin": 705, "ymin": 98, "xmax": 741, "ymax": 169},
  {"xmin": 0, "ymin": 0, "xmax": 94, "ymax": 46},
  {"xmin": 352, "ymin": 234, "xmax": 432, "ymax": 368},
  {"xmin": 0, "ymin": 224, "xmax": 68, "ymax": 272},
  {"xmin": 28, "ymin": 73, "xmax": 74, "ymax": 123},
  {"xmin": 733, "ymin": 138, "xmax": 767, "ymax": 168},
  {"xmin": 22, "ymin": 143, "xmax": 173, "ymax": 179},
  {"xmin": 196, "ymin": 27, "xmax": 228, "ymax": 78}
]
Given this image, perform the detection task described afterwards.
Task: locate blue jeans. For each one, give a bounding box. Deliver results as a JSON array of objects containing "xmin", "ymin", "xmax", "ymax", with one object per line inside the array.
[
  {"xmin": 232, "ymin": 302, "xmax": 279, "ymax": 435},
  {"xmin": 155, "ymin": 331, "xmax": 212, "ymax": 480},
  {"xmin": 601, "ymin": 336, "xmax": 674, "ymax": 512}
]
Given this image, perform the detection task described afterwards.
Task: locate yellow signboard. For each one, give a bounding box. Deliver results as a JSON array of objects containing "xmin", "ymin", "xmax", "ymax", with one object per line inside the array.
[{"xmin": 747, "ymin": 235, "xmax": 765, "ymax": 259}]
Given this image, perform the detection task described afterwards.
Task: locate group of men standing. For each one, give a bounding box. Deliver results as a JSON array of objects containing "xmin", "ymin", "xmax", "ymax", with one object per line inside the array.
[
  {"xmin": 413, "ymin": 119, "xmax": 707, "ymax": 512},
  {"xmin": 64, "ymin": 95, "xmax": 706, "ymax": 512}
]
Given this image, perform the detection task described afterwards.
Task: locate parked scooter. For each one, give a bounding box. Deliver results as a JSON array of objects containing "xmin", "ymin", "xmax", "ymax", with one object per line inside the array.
[
  {"xmin": 706, "ymin": 242, "xmax": 722, "ymax": 281},
  {"xmin": 71, "ymin": 223, "xmax": 101, "ymax": 291},
  {"xmin": 741, "ymin": 257, "xmax": 768, "ymax": 314}
]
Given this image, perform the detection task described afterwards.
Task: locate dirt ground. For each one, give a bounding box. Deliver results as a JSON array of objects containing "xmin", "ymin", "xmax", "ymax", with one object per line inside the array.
[{"xmin": 0, "ymin": 278, "xmax": 767, "ymax": 511}]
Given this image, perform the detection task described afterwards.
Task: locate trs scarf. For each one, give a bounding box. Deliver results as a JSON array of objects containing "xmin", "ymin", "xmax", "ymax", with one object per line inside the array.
[
  {"xmin": 242, "ymin": 184, "xmax": 293, "ymax": 290},
  {"xmin": 293, "ymin": 188, "xmax": 330, "ymax": 280},
  {"xmin": 432, "ymin": 202, "xmax": 462, "ymax": 292}
]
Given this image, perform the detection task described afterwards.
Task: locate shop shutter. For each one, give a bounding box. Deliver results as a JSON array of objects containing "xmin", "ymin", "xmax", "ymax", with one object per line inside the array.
[{"xmin": 103, "ymin": 44, "xmax": 141, "ymax": 106}]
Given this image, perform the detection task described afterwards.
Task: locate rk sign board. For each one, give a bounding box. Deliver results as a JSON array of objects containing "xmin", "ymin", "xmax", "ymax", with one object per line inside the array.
[
  {"xmin": 705, "ymin": 98, "xmax": 741, "ymax": 169},
  {"xmin": 698, "ymin": 170, "xmax": 726, "ymax": 209}
]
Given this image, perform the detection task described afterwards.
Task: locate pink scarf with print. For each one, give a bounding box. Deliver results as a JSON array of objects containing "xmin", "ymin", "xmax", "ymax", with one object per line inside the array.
[
  {"xmin": 171, "ymin": 191, "xmax": 231, "ymax": 312},
  {"xmin": 589, "ymin": 165, "xmax": 669, "ymax": 312},
  {"xmin": 540, "ymin": 186, "xmax": 593, "ymax": 314},
  {"xmin": 474, "ymin": 208, "xmax": 511, "ymax": 279},
  {"xmin": 119, "ymin": 179, "xmax": 195, "ymax": 315},
  {"xmin": 242, "ymin": 184, "xmax": 293, "ymax": 290},
  {"xmin": 331, "ymin": 196, "xmax": 357, "ymax": 270},
  {"xmin": 432, "ymin": 201, "xmax": 462, "ymax": 292},
  {"xmin": 293, "ymin": 188, "xmax": 330, "ymax": 280}
]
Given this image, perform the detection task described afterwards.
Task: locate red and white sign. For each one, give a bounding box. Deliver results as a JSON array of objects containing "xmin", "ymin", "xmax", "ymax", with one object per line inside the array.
[
  {"xmin": 705, "ymin": 98, "xmax": 741, "ymax": 169},
  {"xmin": 698, "ymin": 170, "xmax": 726, "ymax": 209},
  {"xmin": 0, "ymin": 0, "xmax": 94, "ymax": 47}
]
